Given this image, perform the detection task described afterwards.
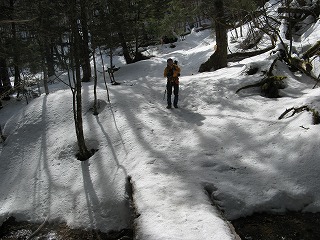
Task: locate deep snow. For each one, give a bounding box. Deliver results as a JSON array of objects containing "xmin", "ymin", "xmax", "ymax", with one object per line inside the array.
[{"xmin": 1, "ymin": 3, "xmax": 320, "ymax": 239}]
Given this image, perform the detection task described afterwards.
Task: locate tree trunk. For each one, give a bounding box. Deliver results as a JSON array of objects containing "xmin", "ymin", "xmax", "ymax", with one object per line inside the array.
[
  {"xmin": 10, "ymin": 1, "xmax": 21, "ymax": 88},
  {"xmin": 99, "ymin": 47, "xmax": 110, "ymax": 102},
  {"xmin": 45, "ymin": 43, "xmax": 55, "ymax": 77},
  {"xmin": 70, "ymin": 0, "xmax": 92, "ymax": 161},
  {"xmin": 39, "ymin": 39, "xmax": 50, "ymax": 95},
  {"xmin": 80, "ymin": 0, "xmax": 91, "ymax": 82},
  {"xmin": 92, "ymin": 50, "xmax": 98, "ymax": 115},
  {"xmin": 0, "ymin": 58, "xmax": 12, "ymax": 91},
  {"xmin": 213, "ymin": 0, "xmax": 228, "ymax": 69},
  {"xmin": 42, "ymin": 56, "xmax": 49, "ymax": 95},
  {"xmin": 118, "ymin": 31, "xmax": 133, "ymax": 64},
  {"xmin": 199, "ymin": 0, "xmax": 228, "ymax": 72}
]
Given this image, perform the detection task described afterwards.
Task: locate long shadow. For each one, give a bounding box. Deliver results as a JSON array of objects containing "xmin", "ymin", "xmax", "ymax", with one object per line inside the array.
[
  {"xmin": 79, "ymin": 83, "xmax": 132, "ymax": 231},
  {"xmin": 95, "ymin": 114, "xmax": 128, "ymax": 176},
  {"xmin": 32, "ymin": 95, "xmax": 52, "ymax": 220},
  {"xmin": 76, "ymin": 58, "xmax": 320, "ymax": 236},
  {"xmin": 81, "ymin": 161, "xmax": 101, "ymax": 229},
  {"xmin": 0, "ymin": 95, "xmax": 55, "ymax": 222}
]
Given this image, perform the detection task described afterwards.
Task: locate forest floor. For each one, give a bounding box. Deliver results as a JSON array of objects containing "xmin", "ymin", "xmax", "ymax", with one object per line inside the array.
[
  {"xmin": 232, "ymin": 212, "xmax": 320, "ymax": 240},
  {"xmin": 0, "ymin": 216, "xmax": 133, "ymax": 240},
  {"xmin": 1, "ymin": 212, "xmax": 320, "ymax": 239}
]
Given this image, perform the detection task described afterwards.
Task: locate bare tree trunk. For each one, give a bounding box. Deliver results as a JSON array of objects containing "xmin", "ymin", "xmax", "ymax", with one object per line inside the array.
[
  {"xmin": 118, "ymin": 31, "xmax": 133, "ymax": 64},
  {"xmin": 10, "ymin": 0, "xmax": 21, "ymax": 88},
  {"xmin": 70, "ymin": 0, "xmax": 92, "ymax": 161},
  {"xmin": 0, "ymin": 58, "xmax": 12, "ymax": 91},
  {"xmin": 45, "ymin": 43, "xmax": 55, "ymax": 78},
  {"xmin": 79, "ymin": 0, "xmax": 91, "ymax": 82},
  {"xmin": 42, "ymin": 56, "xmax": 49, "ymax": 95},
  {"xmin": 92, "ymin": 50, "xmax": 98, "ymax": 115},
  {"xmin": 99, "ymin": 47, "xmax": 110, "ymax": 103},
  {"xmin": 39, "ymin": 38, "xmax": 50, "ymax": 95}
]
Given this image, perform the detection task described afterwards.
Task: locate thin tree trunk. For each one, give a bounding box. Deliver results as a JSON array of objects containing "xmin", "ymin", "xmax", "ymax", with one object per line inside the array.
[
  {"xmin": 42, "ymin": 56, "xmax": 49, "ymax": 95},
  {"xmin": 80, "ymin": 0, "xmax": 91, "ymax": 82},
  {"xmin": 92, "ymin": 50, "xmax": 98, "ymax": 115},
  {"xmin": 45, "ymin": 43, "xmax": 55, "ymax": 77},
  {"xmin": 10, "ymin": 0, "xmax": 21, "ymax": 88},
  {"xmin": 0, "ymin": 58, "xmax": 12, "ymax": 91},
  {"xmin": 99, "ymin": 47, "xmax": 110, "ymax": 102},
  {"xmin": 70, "ymin": 0, "xmax": 92, "ymax": 161},
  {"xmin": 40, "ymin": 39, "xmax": 50, "ymax": 95}
]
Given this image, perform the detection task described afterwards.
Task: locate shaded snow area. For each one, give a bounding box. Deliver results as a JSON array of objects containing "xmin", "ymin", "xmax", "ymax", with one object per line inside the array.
[{"xmin": 1, "ymin": 10, "xmax": 320, "ymax": 240}]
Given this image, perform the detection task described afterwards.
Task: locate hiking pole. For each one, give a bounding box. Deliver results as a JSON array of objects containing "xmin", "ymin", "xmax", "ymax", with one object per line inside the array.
[{"xmin": 163, "ymin": 88, "xmax": 167, "ymax": 100}]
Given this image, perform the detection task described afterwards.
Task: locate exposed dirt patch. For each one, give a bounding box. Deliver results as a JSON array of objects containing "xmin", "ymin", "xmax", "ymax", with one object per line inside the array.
[
  {"xmin": 232, "ymin": 211, "xmax": 320, "ymax": 240},
  {"xmin": 3, "ymin": 212, "xmax": 320, "ymax": 239},
  {"xmin": 0, "ymin": 216, "xmax": 133, "ymax": 240}
]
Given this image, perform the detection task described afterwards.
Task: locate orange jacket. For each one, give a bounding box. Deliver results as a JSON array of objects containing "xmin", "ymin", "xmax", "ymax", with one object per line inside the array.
[{"xmin": 164, "ymin": 64, "xmax": 181, "ymax": 84}]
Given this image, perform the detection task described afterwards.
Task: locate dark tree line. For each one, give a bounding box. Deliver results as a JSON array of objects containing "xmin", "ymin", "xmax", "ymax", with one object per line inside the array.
[
  {"xmin": 0, "ymin": 0, "xmax": 208, "ymax": 160},
  {"xmin": 0, "ymin": 0, "xmax": 271, "ymax": 94}
]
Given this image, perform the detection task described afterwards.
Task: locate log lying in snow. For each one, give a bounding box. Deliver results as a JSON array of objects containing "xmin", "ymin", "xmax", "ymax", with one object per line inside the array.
[
  {"xmin": 236, "ymin": 76, "xmax": 286, "ymax": 98},
  {"xmin": 278, "ymin": 4, "xmax": 320, "ymax": 19},
  {"xmin": 302, "ymin": 40, "xmax": 320, "ymax": 60},
  {"xmin": 227, "ymin": 45, "xmax": 275, "ymax": 62}
]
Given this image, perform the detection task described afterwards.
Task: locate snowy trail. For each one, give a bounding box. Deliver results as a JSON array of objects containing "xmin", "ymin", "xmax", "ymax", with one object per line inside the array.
[
  {"xmin": 106, "ymin": 50, "xmax": 320, "ymax": 239},
  {"xmin": 107, "ymin": 70, "xmax": 238, "ymax": 239}
]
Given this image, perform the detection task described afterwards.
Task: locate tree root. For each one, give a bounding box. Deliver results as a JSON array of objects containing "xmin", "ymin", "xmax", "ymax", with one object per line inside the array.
[
  {"xmin": 26, "ymin": 215, "xmax": 49, "ymax": 240},
  {"xmin": 278, "ymin": 105, "xmax": 320, "ymax": 124}
]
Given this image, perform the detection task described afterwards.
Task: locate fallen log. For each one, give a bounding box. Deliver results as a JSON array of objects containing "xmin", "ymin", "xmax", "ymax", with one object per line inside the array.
[
  {"xmin": 302, "ymin": 40, "xmax": 320, "ymax": 60},
  {"xmin": 278, "ymin": 4, "xmax": 320, "ymax": 18},
  {"xmin": 227, "ymin": 45, "xmax": 275, "ymax": 62},
  {"xmin": 236, "ymin": 75, "xmax": 286, "ymax": 98}
]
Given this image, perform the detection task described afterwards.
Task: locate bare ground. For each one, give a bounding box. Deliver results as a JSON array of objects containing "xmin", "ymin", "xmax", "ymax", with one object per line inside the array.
[
  {"xmin": 232, "ymin": 211, "xmax": 320, "ymax": 240},
  {"xmin": 0, "ymin": 216, "xmax": 133, "ymax": 240},
  {"xmin": 1, "ymin": 211, "xmax": 320, "ymax": 239}
]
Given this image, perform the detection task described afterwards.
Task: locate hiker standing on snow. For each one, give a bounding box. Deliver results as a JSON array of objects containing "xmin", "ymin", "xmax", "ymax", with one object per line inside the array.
[{"xmin": 164, "ymin": 58, "xmax": 181, "ymax": 109}]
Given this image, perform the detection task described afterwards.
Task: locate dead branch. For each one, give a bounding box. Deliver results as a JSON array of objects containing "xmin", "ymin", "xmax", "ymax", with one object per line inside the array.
[
  {"xmin": 278, "ymin": 105, "xmax": 320, "ymax": 124},
  {"xmin": 0, "ymin": 17, "xmax": 37, "ymax": 24}
]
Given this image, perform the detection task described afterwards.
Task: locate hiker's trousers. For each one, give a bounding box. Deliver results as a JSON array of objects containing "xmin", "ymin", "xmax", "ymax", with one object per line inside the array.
[{"xmin": 167, "ymin": 81, "xmax": 179, "ymax": 106}]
